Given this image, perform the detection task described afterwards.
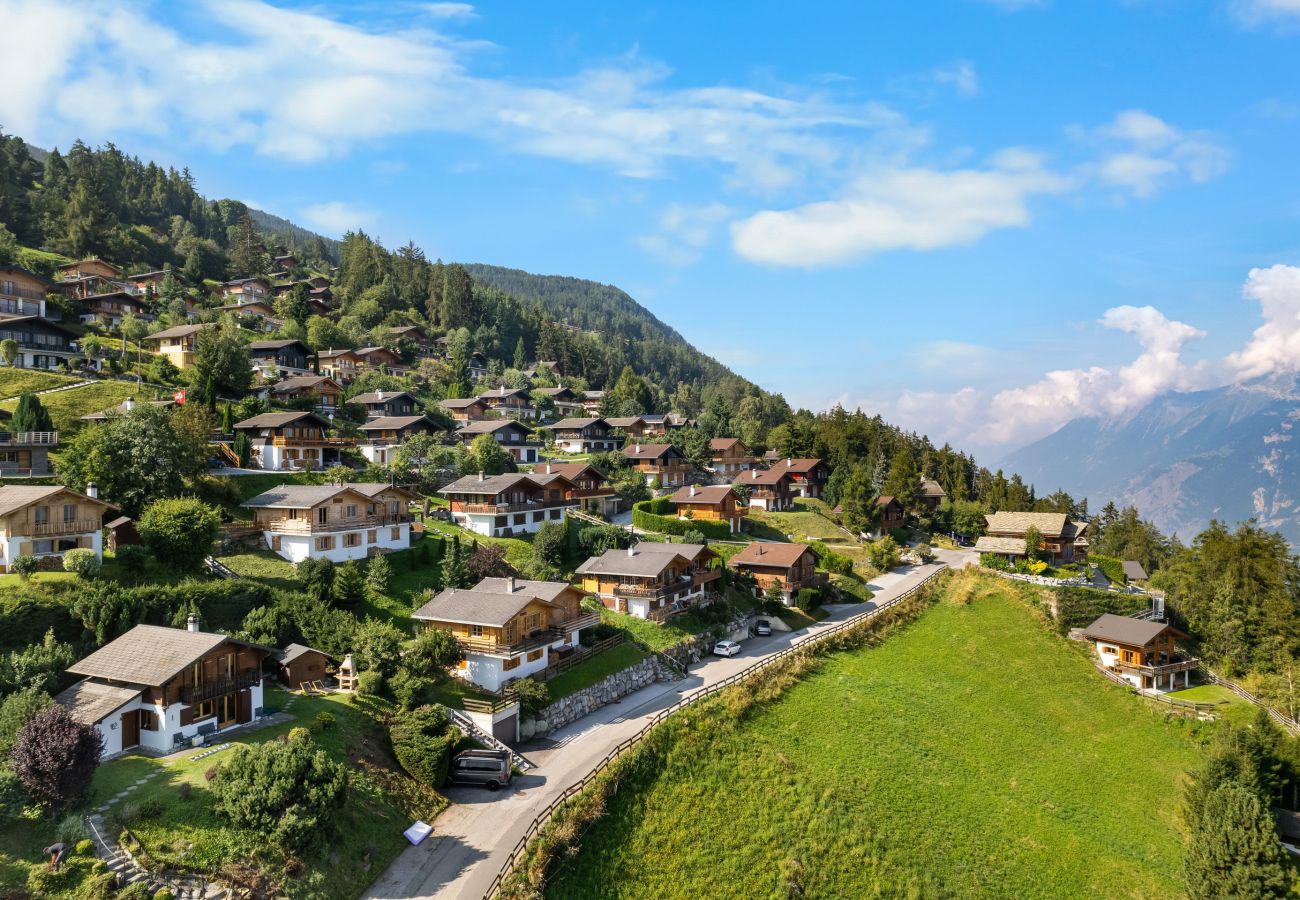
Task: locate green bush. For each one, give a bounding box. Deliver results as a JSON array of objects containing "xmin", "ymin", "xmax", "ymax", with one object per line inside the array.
[
  {"xmin": 355, "ymin": 671, "xmax": 384, "ymax": 696},
  {"xmin": 154, "ymin": 889, "xmax": 176, "ymax": 900},
  {"xmin": 75, "ymin": 838, "xmax": 96, "ymax": 856},
  {"xmin": 979, "ymin": 553, "xmax": 1011, "ymax": 571},
  {"xmin": 11, "ymin": 554, "xmax": 38, "ymax": 581},
  {"xmin": 116, "ymin": 882, "xmax": 152, "ymax": 900},
  {"xmin": 113, "ymin": 544, "xmax": 150, "ymax": 568},
  {"xmin": 313, "ymin": 712, "xmax": 335, "ymax": 732},
  {"xmin": 889, "ymin": 527, "xmax": 910, "ymax": 545},
  {"xmin": 389, "ymin": 705, "xmax": 459, "ymax": 788},
  {"xmin": 510, "ymin": 676, "xmax": 553, "ymax": 717},
  {"xmin": 794, "ymin": 588, "xmax": 821, "ymax": 611},
  {"xmin": 61, "ymin": 548, "xmax": 101, "ymax": 578},
  {"xmin": 631, "ymin": 498, "xmax": 733, "ymax": 540},
  {"xmin": 1089, "ymin": 554, "xmax": 1127, "ymax": 585},
  {"xmin": 868, "ymin": 536, "xmax": 900, "ymax": 571},
  {"xmin": 810, "ymin": 542, "xmax": 853, "ymax": 576},
  {"xmin": 1051, "ymin": 587, "xmax": 1150, "ymax": 635},
  {"xmin": 138, "ymin": 497, "xmax": 222, "ymax": 573}
]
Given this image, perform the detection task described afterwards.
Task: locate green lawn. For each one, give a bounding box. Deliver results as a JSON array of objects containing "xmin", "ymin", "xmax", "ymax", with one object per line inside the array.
[
  {"xmin": 1167, "ymin": 683, "xmax": 1256, "ymax": 726},
  {"xmin": 218, "ymin": 472, "xmax": 322, "ymax": 520},
  {"xmin": 220, "ymin": 550, "xmax": 298, "ymax": 589},
  {"xmin": 545, "ymin": 581, "xmax": 1202, "ymax": 899},
  {"xmin": 747, "ymin": 497, "xmax": 871, "ymax": 568},
  {"xmin": 773, "ymin": 605, "xmax": 828, "ymax": 631},
  {"xmin": 545, "ymin": 642, "xmax": 649, "ymax": 700},
  {"xmin": 593, "ymin": 587, "xmax": 756, "ymax": 652},
  {"xmin": 0, "ymin": 380, "xmax": 141, "ymax": 434},
  {"xmin": 0, "ymin": 369, "xmax": 80, "ymax": 400},
  {"xmin": 0, "ymin": 570, "xmax": 78, "ymax": 589},
  {"xmin": 422, "ymin": 518, "xmax": 535, "ymax": 571}
]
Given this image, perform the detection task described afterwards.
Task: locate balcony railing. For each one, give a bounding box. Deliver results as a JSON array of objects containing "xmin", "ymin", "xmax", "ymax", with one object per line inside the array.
[
  {"xmin": 455, "ymin": 615, "xmax": 599, "ymax": 656},
  {"xmin": 270, "ymin": 435, "xmax": 354, "ymax": 447},
  {"xmin": 0, "ymin": 431, "xmax": 57, "ymax": 446},
  {"xmin": 262, "ymin": 513, "xmax": 411, "ymax": 534},
  {"xmin": 1118, "ymin": 656, "xmax": 1200, "ymax": 677},
  {"xmin": 605, "ymin": 571, "xmax": 717, "ymax": 600},
  {"xmin": 459, "ymin": 499, "xmax": 576, "ymax": 514},
  {"xmin": 0, "ymin": 285, "xmax": 47, "ymax": 302},
  {"xmin": 180, "ymin": 671, "xmax": 262, "ymax": 704},
  {"xmin": 28, "ymin": 518, "xmax": 100, "ymax": 537}
]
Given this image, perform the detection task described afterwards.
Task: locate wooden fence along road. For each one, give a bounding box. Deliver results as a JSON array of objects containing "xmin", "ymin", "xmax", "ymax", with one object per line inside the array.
[{"xmin": 480, "ymin": 563, "xmax": 952, "ymax": 899}]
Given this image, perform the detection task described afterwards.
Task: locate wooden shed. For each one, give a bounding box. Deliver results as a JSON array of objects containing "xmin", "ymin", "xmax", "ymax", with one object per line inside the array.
[
  {"xmin": 106, "ymin": 516, "xmax": 141, "ymax": 553},
  {"xmin": 271, "ymin": 643, "xmax": 334, "ymax": 690}
]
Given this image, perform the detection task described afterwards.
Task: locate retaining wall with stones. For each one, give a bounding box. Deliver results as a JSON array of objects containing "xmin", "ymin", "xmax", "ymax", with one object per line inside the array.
[
  {"xmin": 524, "ymin": 656, "xmax": 670, "ymax": 739},
  {"xmin": 659, "ymin": 612, "xmax": 756, "ymax": 669}
]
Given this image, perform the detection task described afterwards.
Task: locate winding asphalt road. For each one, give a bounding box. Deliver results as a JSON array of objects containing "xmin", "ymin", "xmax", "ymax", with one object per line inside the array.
[{"xmin": 364, "ymin": 550, "xmax": 969, "ymax": 900}]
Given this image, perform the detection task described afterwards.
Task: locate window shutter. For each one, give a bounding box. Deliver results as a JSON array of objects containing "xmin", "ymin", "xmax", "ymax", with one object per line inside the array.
[{"xmin": 180, "ymin": 705, "xmax": 194, "ymax": 726}]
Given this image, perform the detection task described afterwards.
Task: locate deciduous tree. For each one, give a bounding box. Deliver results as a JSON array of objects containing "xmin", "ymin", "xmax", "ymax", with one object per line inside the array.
[{"xmin": 9, "ymin": 706, "xmax": 103, "ymax": 811}]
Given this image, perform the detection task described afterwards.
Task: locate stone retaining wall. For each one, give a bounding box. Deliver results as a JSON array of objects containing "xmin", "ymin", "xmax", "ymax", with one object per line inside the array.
[
  {"xmin": 659, "ymin": 612, "xmax": 756, "ymax": 669},
  {"xmin": 524, "ymin": 656, "xmax": 669, "ymax": 739}
]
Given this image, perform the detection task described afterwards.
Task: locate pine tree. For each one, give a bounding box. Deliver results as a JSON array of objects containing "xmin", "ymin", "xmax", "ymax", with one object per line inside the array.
[
  {"xmin": 332, "ymin": 560, "xmax": 366, "ymax": 609},
  {"xmin": 1185, "ymin": 783, "xmax": 1288, "ymax": 899},
  {"xmin": 441, "ymin": 264, "xmax": 476, "ymax": 330},
  {"xmin": 513, "ymin": 337, "xmax": 527, "ymax": 370},
  {"xmin": 12, "ymin": 393, "xmax": 53, "ymax": 433},
  {"xmin": 881, "ymin": 449, "xmax": 920, "ymax": 510},
  {"xmin": 441, "ymin": 536, "xmax": 469, "ymax": 589},
  {"xmin": 226, "ymin": 211, "xmax": 270, "ymax": 277},
  {"xmin": 366, "ymin": 554, "xmax": 392, "ymax": 600}
]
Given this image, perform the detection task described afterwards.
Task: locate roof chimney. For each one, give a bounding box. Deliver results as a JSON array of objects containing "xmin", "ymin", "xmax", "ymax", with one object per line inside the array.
[
  {"xmin": 86, "ymin": 481, "xmax": 98, "ymax": 499},
  {"xmin": 186, "ymin": 613, "xmax": 202, "ymax": 633},
  {"xmin": 123, "ymin": 396, "xmax": 135, "ymax": 412},
  {"xmin": 756, "ymin": 544, "xmax": 763, "ymax": 555},
  {"xmin": 478, "ymin": 472, "xmax": 486, "ymax": 481},
  {"xmin": 634, "ymin": 444, "xmax": 641, "ymax": 454},
  {"xmin": 627, "ymin": 545, "xmax": 637, "ymax": 556},
  {"xmin": 786, "ymin": 457, "xmax": 793, "ymax": 467},
  {"xmin": 507, "ymin": 575, "xmax": 516, "ymax": 593},
  {"xmin": 546, "ymin": 463, "xmax": 553, "ymax": 474},
  {"xmin": 376, "ymin": 389, "xmax": 384, "ymax": 401},
  {"xmin": 689, "ymin": 485, "xmax": 697, "ymax": 497}
]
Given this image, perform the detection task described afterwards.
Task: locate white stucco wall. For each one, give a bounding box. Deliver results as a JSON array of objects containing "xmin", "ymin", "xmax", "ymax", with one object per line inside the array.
[
  {"xmin": 265, "ymin": 524, "xmax": 410, "ymax": 562},
  {"xmin": 1, "ymin": 530, "xmax": 102, "ymax": 571}
]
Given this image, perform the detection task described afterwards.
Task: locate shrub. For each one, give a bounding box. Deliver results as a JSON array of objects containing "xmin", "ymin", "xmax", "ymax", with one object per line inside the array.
[
  {"xmin": 62, "ymin": 548, "xmax": 101, "ymax": 578},
  {"xmin": 114, "ymin": 544, "xmax": 150, "ymax": 568},
  {"xmin": 867, "ymin": 536, "xmax": 900, "ymax": 571},
  {"xmin": 794, "ymin": 588, "xmax": 821, "ymax": 611},
  {"xmin": 511, "ymin": 677, "xmax": 552, "ymax": 718},
  {"xmin": 631, "ymin": 497, "xmax": 733, "ymax": 540},
  {"xmin": 980, "ymin": 553, "xmax": 1011, "ymax": 572},
  {"xmin": 210, "ymin": 730, "xmax": 348, "ymax": 853},
  {"xmin": 355, "ymin": 671, "xmax": 384, "ymax": 696},
  {"xmin": 138, "ymin": 497, "xmax": 222, "ymax": 573},
  {"xmin": 332, "ymin": 559, "xmax": 366, "ymax": 609},
  {"xmin": 889, "ymin": 527, "xmax": 910, "ymax": 545},
  {"xmin": 365, "ymin": 553, "xmax": 392, "ymax": 599},
  {"xmin": 389, "ymin": 705, "xmax": 459, "ymax": 788},
  {"xmin": 390, "ymin": 670, "xmax": 438, "ymax": 710},
  {"xmin": 176, "ymin": 782, "xmax": 193, "ymax": 801},
  {"xmin": 313, "ymin": 712, "xmax": 335, "ymax": 732},
  {"xmin": 116, "ymin": 881, "xmax": 152, "ymax": 899},
  {"xmin": 0, "ymin": 765, "xmax": 26, "ymax": 823},
  {"xmin": 1089, "ymin": 553, "xmax": 1127, "ymax": 585},
  {"xmin": 10, "ymin": 707, "xmax": 103, "ymax": 811},
  {"xmin": 297, "ymin": 557, "xmax": 335, "ymax": 603},
  {"xmin": 11, "ymin": 554, "xmax": 38, "ymax": 581},
  {"xmin": 404, "ymin": 626, "xmax": 463, "ymax": 675},
  {"xmin": 913, "ymin": 543, "xmax": 934, "ymax": 563},
  {"xmin": 75, "ymin": 838, "xmax": 96, "ymax": 856},
  {"xmin": 153, "ymin": 890, "xmax": 176, "ymax": 900},
  {"xmin": 57, "ymin": 812, "xmax": 87, "ymax": 844},
  {"xmin": 352, "ymin": 619, "xmax": 405, "ymax": 678}
]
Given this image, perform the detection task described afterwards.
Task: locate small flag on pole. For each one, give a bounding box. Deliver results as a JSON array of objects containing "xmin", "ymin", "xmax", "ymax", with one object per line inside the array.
[{"xmin": 173, "ymin": 389, "xmax": 187, "ymax": 404}]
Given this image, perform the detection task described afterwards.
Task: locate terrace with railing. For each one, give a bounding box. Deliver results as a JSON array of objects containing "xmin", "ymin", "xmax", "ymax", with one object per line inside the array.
[
  {"xmin": 27, "ymin": 518, "xmax": 101, "ymax": 537},
  {"xmin": 0, "ymin": 431, "xmax": 58, "ymax": 446},
  {"xmin": 259, "ymin": 512, "xmax": 411, "ymax": 534},
  {"xmin": 454, "ymin": 612, "xmax": 601, "ymax": 656},
  {"xmin": 180, "ymin": 671, "xmax": 262, "ymax": 704}
]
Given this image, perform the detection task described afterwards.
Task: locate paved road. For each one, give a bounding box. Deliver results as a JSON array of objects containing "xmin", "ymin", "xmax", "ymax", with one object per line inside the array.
[{"xmin": 364, "ymin": 554, "xmax": 956, "ymax": 900}]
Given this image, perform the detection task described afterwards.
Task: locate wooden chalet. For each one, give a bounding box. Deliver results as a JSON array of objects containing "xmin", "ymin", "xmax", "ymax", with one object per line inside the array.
[
  {"xmin": 734, "ymin": 466, "xmax": 793, "ymax": 511},
  {"xmin": 622, "ymin": 443, "xmax": 691, "ymax": 488},
  {"xmin": 1082, "ymin": 614, "xmax": 1197, "ymax": 692},
  {"xmin": 708, "ymin": 438, "xmax": 758, "ymax": 476},
  {"xmin": 576, "ymin": 543, "xmax": 721, "ymax": 622},
  {"xmin": 669, "ymin": 484, "xmax": 747, "ymax": 533},
  {"xmin": 267, "ymin": 375, "xmax": 343, "ymax": 411},
  {"xmin": 974, "ymin": 511, "xmax": 1089, "ymax": 564},
  {"xmin": 727, "ymin": 542, "xmax": 824, "ymax": 604},
  {"xmin": 357, "ymin": 415, "xmax": 444, "ymax": 465},
  {"xmin": 231, "ymin": 411, "xmax": 349, "ymax": 471},
  {"xmin": 551, "ymin": 417, "xmax": 623, "ymax": 454},
  {"xmin": 455, "ymin": 419, "xmax": 541, "ymax": 464}
]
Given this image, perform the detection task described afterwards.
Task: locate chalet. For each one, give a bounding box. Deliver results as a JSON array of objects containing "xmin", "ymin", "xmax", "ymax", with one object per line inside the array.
[
  {"xmin": 551, "ymin": 417, "xmax": 623, "ymax": 454},
  {"xmin": 439, "ymin": 397, "xmax": 489, "ymax": 424},
  {"xmin": 306, "ymin": 293, "xmax": 332, "ymax": 316},
  {"xmin": 1082, "ymin": 614, "xmax": 1197, "ymax": 692},
  {"xmin": 123, "ymin": 269, "xmax": 180, "ymax": 294},
  {"xmin": 216, "ymin": 277, "xmax": 272, "ymax": 307},
  {"xmin": 272, "ymin": 252, "xmax": 299, "ymax": 271},
  {"xmin": 0, "ymin": 427, "xmax": 57, "ymax": 477},
  {"xmin": 478, "ymin": 386, "xmax": 535, "ymax": 420},
  {"xmin": 0, "ymin": 316, "xmax": 80, "ymax": 370},
  {"xmin": 247, "ymin": 339, "xmax": 311, "ymax": 376},
  {"xmin": 455, "ymin": 419, "xmax": 541, "ymax": 464},
  {"xmin": 80, "ymin": 290, "xmax": 149, "ymax": 327},
  {"xmin": 145, "ymin": 323, "xmax": 213, "ymax": 370},
  {"xmin": 622, "ymin": 443, "xmax": 691, "ymax": 488},
  {"xmin": 357, "ymin": 415, "xmax": 444, "ymax": 465},
  {"xmin": 440, "ymin": 471, "xmax": 578, "ymax": 537},
  {"xmin": 267, "ymin": 375, "xmax": 343, "ymax": 411},
  {"xmin": 0, "ymin": 484, "xmax": 113, "ymax": 573},
  {"xmin": 218, "ymin": 298, "xmax": 280, "ymax": 330},
  {"xmin": 521, "ymin": 361, "xmax": 562, "ymax": 379},
  {"xmin": 734, "ymin": 467, "xmax": 793, "ymax": 511},
  {"xmin": 0, "ymin": 266, "xmax": 54, "ymax": 320},
  {"xmin": 354, "ymin": 345, "xmax": 406, "ymax": 374},
  {"xmin": 271, "ymin": 643, "xmax": 333, "ymax": 690},
  {"xmin": 727, "ymin": 542, "xmax": 824, "ymax": 604},
  {"xmin": 579, "ymin": 390, "xmax": 604, "ymax": 413},
  {"xmin": 535, "ymin": 461, "xmax": 619, "ymax": 517},
  {"xmin": 773, "ymin": 458, "xmax": 829, "ymax": 499},
  {"xmin": 606, "ymin": 416, "xmax": 648, "ymax": 438},
  {"xmin": 532, "ymin": 386, "xmax": 583, "ymax": 418},
  {"xmin": 318, "ymin": 348, "xmax": 363, "ymax": 383},
  {"xmin": 669, "ymin": 484, "xmax": 747, "ymax": 533},
  {"xmin": 919, "ymin": 479, "xmax": 948, "ymax": 512},
  {"xmin": 1122, "ymin": 560, "xmax": 1150, "ymax": 583},
  {"xmin": 55, "ymin": 259, "xmax": 122, "ymax": 282},
  {"xmin": 974, "ymin": 511, "xmax": 1089, "ymax": 565},
  {"xmin": 55, "ymin": 619, "xmax": 269, "ymax": 757},
  {"xmin": 241, "ymin": 482, "xmax": 417, "ymax": 562},
  {"xmin": 351, "ymin": 390, "xmax": 419, "ymax": 420},
  {"xmin": 412, "ymin": 576, "xmax": 598, "ymax": 692},
  {"xmin": 231, "ymin": 411, "xmax": 348, "ymax": 471},
  {"xmin": 875, "ymin": 496, "xmax": 906, "ymax": 536},
  {"xmin": 576, "ymin": 543, "xmax": 721, "ymax": 622},
  {"xmin": 467, "ymin": 351, "xmax": 489, "ymax": 381},
  {"xmin": 708, "ymin": 438, "xmax": 757, "ymax": 476},
  {"xmin": 388, "ymin": 324, "xmax": 431, "ymax": 352},
  {"xmin": 634, "ymin": 414, "xmax": 675, "ymax": 438},
  {"xmin": 81, "ymin": 396, "xmax": 176, "ymax": 422}
]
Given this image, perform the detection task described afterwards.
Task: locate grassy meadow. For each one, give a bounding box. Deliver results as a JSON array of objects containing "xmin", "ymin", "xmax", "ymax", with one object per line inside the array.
[
  {"xmin": 544, "ymin": 574, "xmax": 1203, "ymax": 899},
  {"xmin": 0, "ymin": 379, "xmax": 141, "ymax": 434}
]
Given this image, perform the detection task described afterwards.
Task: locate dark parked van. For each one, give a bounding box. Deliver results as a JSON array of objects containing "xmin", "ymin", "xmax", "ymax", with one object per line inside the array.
[{"xmin": 448, "ymin": 749, "xmax": 512, "ymax": 791}]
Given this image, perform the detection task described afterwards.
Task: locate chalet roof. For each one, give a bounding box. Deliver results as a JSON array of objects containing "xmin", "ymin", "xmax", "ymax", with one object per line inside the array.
[
  {"xmin": 622, "ymin": 443, "xmax": 680, "ymax": 461},
  {"xmin": 440, "ymin": 397, "xmax": 485, "ymax": 409},
  {"xmin": 411, "ymin": 587, "xmax": 555, "ymax": 628},
  {"xmin": 57, "ymin": 258, "xmax": 121, "ymax": 275},
  {"xmin": 478, "ymin": 387, "xmax": 530, "ymax": 400},
  {"xmin": 146, "ymin": 323, "xmax": 210, "ymax": 341},
  {"xmin": 232, "ymin": 411, "xmax": 330, "ymax": 430},
  {"xmin": 0, "ymin": 264, "xmax": 54, "ymax": 286},
  {"xmin": 82, "ymin": 398, "xmax": 176, "ymax": 421},
  {"xmin": 0, "ymin": 485, "xmax": 110, "ymax": 517},
  {"xmin": 606, "ymin": 416, "xmax": 644, "ymax": 429},
  {"xmin": 972, "ymin": 535, "xmax": 1027, "ymax": 555},
  {"xmin": 105, "ymin": 516, "xmax": 132, "ymax": 529},
  {"xmin": 735, "ymin": 467, "xmax": 788, "ymax": 486},
  {"xmin": 670, "ymin": 485, "xmax": 735, "ymax": 506},
  {"xmin": 242, "ymin": 484, "xmax": 367, "ymax": 510},
  {"xmin": 575, "ymin": 545, "xmax": 697, "ymax": 578},
  {"xmin": 83, "ymin": 290, "xmax": 146, "ymax": 304},
  {"xmin": 354, "ymin": 345, "xmax": 400, "ymax": 358},
  {"xmin": 456, "ymin": 419, "xmax": 532, "ymax": 437},
  {"xmin": 876, "ymin": 495, "xmax": 901, "ymax": 507},
  {"xmin": 219, "ymin": 277, "xmax": 270, "ymax": 287},
  {"xmin": 774, "ymin": 458, "xmax": 824, "ymax": 474},
  {"xmin": 920, "ymin": 479, "xmax": 947, "ymax": 498},
  {"xmin": 347, "ymin": 482, "xmax": 420, "ymax": 501},
  {"xmin": 248, "ymin": 339, "xmax": 308, "ymax": 352},
  {"xmin": 55, "ymin": 680, "xmax": 141, "ymax": 725},
  {"xmin": 984, "ymin": 511, "xmax": 1072, "ymax": 538},
  {"xmin": 551, "ymin": 417, "xmax": 606, "ymax": 431},
  {"xmin": 728, "ymin": 541, "xmax": 815, "ymax": 569},
  {"xmin": 440, "ymin": 473, "xmax": 535, "ymax": 496},
  {"xmin": 0, "ymin": 316, "xmax": 77, "ymax": 337},
  {"xmin": 125, "ymin": 269, "xmax": 180, "ymax": 281},
  {"xmin": 351, "ymin": 391, "xmax": 416, "ymax": 405},
  {"xmin": 1082, "ymin": 614, "xmax": 1186, "ymax": 648},
  {"xmin": 1122, "ymin": 560, "xmax": 1150, "ymax": 581},
  {"xmin": 271, "ymin": 375, "xmax": 338, "ymax": 393},
  {"xmin": 358, "ymin": 414, "xmax": 437, "ymax": 432},
  {"xmin": 389, "ymin": 325, "xmax": 427, "ymax": 337},
  {"xmin": 475, "ymin": 576, "xmax": 575, "ymax": 605},
  {"xmin": 532, "ymin": 386, "xmax": 574, "ymax": 399},
  {"xmin": 318, "ymin": 348, "xmax": 360, "ymax": 360},
  {"xmin": 709, "ymin": 438, "xmax": 744, "ymax": 453},
  {"xmin": 66, "ymin": 624, "xmax": 252, "ymax": 687},
  {"xmin": 582, "ymin": 390, "xmax": 605, "ymax": 400},
  {"xmin": 534, "ymin": 462, "xmax": 604, "ymax": 483},
  {"xmin": 271, "ymin": 643, "xmax": 332, "ymax": 665}
]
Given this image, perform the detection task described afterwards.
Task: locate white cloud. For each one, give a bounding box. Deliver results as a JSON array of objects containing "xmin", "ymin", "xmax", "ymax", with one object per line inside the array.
[
  {"xmin": 299, "ymin": 201, "xmax": 378, "ymax": 235},
  {"xmin": 1230, "ymin": 0, "xmax": 1300, "ymax": 26},
  {"xmin": 731, "ymin": 149, "xmax": 1072, "ymax": 266},
  {"xmin": 423, "ymin": 2, "xmax": 477, "ymax": 20},
  {"xmin": 1225, "ymin": 265, "xmax": 1300, "ymax": 380},
  {"xmin": 636, "ymin": 202, "xmax": 733, "ymax": 266},
  {"xmin": 932, "ymin": 61, "xmax": 979, "ymax": 97},
  {"xmin": 1085, "ymin": 109, "xmax": 1230, "ymax": 197}
]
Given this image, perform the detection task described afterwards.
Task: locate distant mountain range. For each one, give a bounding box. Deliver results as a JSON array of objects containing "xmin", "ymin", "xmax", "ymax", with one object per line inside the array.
[{"xmin": 1002, "ymin": 375, "xmax": 1300, "ymax": 543}]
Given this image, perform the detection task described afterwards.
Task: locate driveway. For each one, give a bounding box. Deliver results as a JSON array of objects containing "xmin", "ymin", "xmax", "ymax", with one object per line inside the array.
[{"xmin": 363, "ymin": 559, "xmax": 948, "ymax": 900}]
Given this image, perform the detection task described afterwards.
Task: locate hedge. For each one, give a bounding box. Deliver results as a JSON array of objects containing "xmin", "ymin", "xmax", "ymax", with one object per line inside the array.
[
  {"xmin": 631, "ymin": 497, "xmax": 735, "ymax": 540},
  {"xmin": 1050, "ymin": 586, "xmax": 1150, "ymax": 635},
  {"xmin": 1088, "ymin": 554, "xmax": 1127, "ymax": 585}
]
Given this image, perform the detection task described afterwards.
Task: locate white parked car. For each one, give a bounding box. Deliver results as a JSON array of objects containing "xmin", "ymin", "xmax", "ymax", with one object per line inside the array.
[{"xmin": 712, "ymin": 640, "xmax": 742, "ymax": 657}]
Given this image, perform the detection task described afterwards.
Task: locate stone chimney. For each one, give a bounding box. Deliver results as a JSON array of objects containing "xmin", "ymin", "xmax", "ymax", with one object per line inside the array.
[
  {"xmin": 186, "ymin": 613, "xmax": 202, "ymax": 633},
  {"xmin": 86, "ymin": 482, "xmax": 98, "ymax": 499},
  {"xmin": 507, "ymin": 575, "xmax": 516, "ymax": 593},
  {"xmin": 123, "ymin": 396, "xmax": 135, "ymax": 412}
]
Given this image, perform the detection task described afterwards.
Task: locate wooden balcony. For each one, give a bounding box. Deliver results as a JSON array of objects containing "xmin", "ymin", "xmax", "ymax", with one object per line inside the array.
[
  {"xmin": 0, "ymin": 285, "xmax": 47, "ymax": 302},
  {"xmin": 181, "ymin": 671, "xmax": 262, "ymax": 704},
  {"xmin": 1118, "ymin": 656, "xmax": 1200, "ymax": 677},
  {"xmin": 270, "ymin": 435, "xmax": 353, "ymax": 448},
  {"xmin": 455, "ymin": 613, "xmax": 599, "ymax": 656},
  {"xmin": 262, "ymin": 513, "xmax": 411, "ymax": 534},
  {"xmin": 459, "ymin": 499, "xmax": 576, "ymax": 515},
  {"xmin": 29, "ymin": 518, "xmax": 100, "ymax": 537}
]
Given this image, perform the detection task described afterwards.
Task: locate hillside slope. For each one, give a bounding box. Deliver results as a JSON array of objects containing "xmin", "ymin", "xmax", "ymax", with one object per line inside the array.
[{"xmin": 1003, "ymin": 374, "xmax": 1300, "ymax": 542}]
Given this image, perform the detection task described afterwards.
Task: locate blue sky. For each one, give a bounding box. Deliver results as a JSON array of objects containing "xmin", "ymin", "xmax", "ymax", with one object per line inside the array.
[{"xmin": 5, "ymin": 0, "xmax": 1300, "ymax": 458}]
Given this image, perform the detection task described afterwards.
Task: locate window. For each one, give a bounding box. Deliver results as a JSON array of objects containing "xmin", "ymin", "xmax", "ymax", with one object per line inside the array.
[
  {"xmin": 502, "ymin": 656, "xmax": 520, "ymax": 671},
  {"xmin": 192, "ymin": 700, "xmax": 214, "ymax": 721},
  {"xmin": 343, "ymin": 533, "xmax": 361, "ymax": 548},
  {"xmin": 513, "ymin": 514, "xmax": 526, "ymax": 525},
  {"xmin": 317, "ymin": 508, "xmax": 328, "ymax": 524},
  {"xmin": 533, "ymin": 511, "xmax": 544, "ymax": 523},
  {"xmin": 346, "ymin": 505, "xmax": 357, "ymax": 518},
  {"xmin": 315, "ymin": 535, "xmax": 336, "ymax": 551},
  {"xmin": 32, "ymin": 540, "xmax": 53, "ymax": 555},
  {"xmin": 550, "ymin": 509, "xmax": 562, "ymax": 520},
  {"xmin": 391, "ymin": 527, "xmax": 401, "ymax": 540},
  {"xmin": 528, "ymin": 613, "xmax": 540, "ymax": 631},
  {"xmin": 63, "ymin": 504, "xmax": 76, "ymax": 523},
  {"xmin": 33, "ymin": 505, "xmax": 49, "ymax": 525},
  {"xmin": 527, "ymin": 649, "xmax": 544, "ymax": 663},
  {"xmin": 470, "ymin": 625, "xmax": 484, "ymax": 638},
  {"xmin": 367, "ymin": 530, "xmax": 377, "ymax": 544},
  {"xmin": 191, "ymin": 661, "xmax": 204, "ymax": 687}
]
